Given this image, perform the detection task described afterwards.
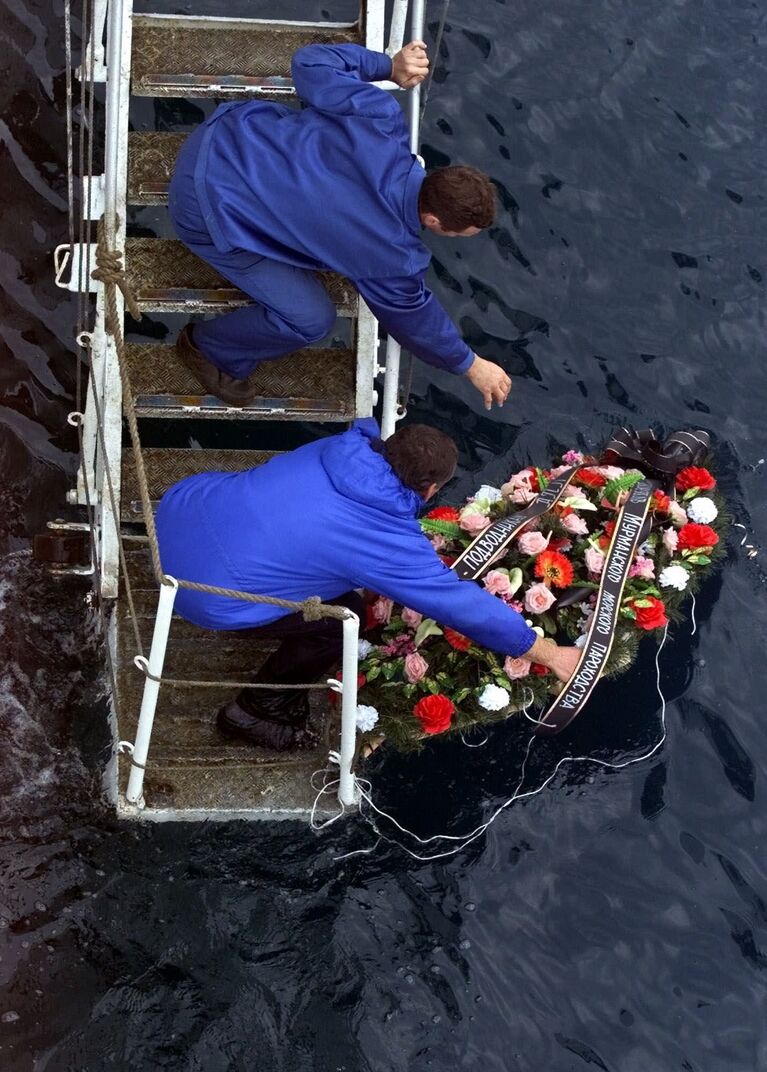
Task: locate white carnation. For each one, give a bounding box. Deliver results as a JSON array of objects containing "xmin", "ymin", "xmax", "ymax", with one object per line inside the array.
[
  {"xmin": 355, "ymin": 704, "xmax": 380, "ymax": 732},
  {"xmin": 687, "ymin": 496, "xmax": 718, "ymax": 524},
  {"xmin": 659, "ymin": 564, "xmax": 689, "ymax": 591},
  {"xmin": 473, "ymin": 484, "xmax": 503, "ymax": 507},
  {"xmin": 575, "ymin": 634, "xmax": 588, "ymax": 649},
  {"xmin": 358, "ymin": 639, "xmax": 374, "ymax": 659},
  {"xmin": 478, "ymin": 684, "xmax": 510, "ymax": 711}
]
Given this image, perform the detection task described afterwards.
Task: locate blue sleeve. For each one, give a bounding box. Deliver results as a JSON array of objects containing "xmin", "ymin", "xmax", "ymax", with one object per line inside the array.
[
  {"xmin": 357, "ymin": 275, "xmax": 474, "ymax": 374},
  {"xmin": 291, "ymin": 44, "xmax": 395, "ymax": 118},
  {"xmin": 353, "ymin": 525, "xmax": 537, "ymax": 658}
]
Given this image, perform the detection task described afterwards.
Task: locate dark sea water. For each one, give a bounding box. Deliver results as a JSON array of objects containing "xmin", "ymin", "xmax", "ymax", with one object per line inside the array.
[{"xmin": 2, "ymin": 1, "xmax": 766, "ymax": 1069}]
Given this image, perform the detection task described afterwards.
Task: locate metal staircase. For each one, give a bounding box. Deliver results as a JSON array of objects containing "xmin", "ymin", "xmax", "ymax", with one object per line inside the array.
[{"xmin": 56, "ymin": 0, "xmax": 422, "ymax": 819}]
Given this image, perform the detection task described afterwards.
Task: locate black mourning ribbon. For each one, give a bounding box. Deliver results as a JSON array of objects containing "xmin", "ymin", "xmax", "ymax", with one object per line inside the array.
[{"xmin": 600, "ymin": 427, "xmax": 710, "ymax": 493}]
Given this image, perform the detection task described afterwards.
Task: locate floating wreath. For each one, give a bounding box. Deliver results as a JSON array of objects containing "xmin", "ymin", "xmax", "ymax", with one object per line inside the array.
[{"xmin": 355, "ymin": 450, "xmax": 725, "ymax": 752}]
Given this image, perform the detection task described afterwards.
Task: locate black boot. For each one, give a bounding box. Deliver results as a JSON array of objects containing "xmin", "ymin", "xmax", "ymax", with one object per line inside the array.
[{"xmin": 216, "ymin": 691, "xmax": 312, "ymax": 752}]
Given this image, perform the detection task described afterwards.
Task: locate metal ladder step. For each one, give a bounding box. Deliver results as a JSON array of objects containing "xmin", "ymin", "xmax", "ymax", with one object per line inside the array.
[
  {"xmin": 127, "ymin": 132, "xmax": 185, "ymax": 205},
  {"xmin": 131, "ymin": 14, "xmax": 362, "ymax": 99},
  {"xmin": 124, "ymin": 341, "xmax": 356, "ymax": 420},
  {"xmin": 125, "ymin": 237, "xmax": 357, "ymax": 315},
  {"xmin": 121, "ymin": 446, "xmax": 279, "ymax": 521}
]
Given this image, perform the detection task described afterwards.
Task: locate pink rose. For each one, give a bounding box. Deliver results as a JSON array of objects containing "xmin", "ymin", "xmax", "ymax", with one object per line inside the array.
[
  {"xmin": 668, "ymin": 500, "xmax": 688, "ymax": 527},
  {"xmin": 484, "ymin": 569, "xmax": 514, "ymax": 597},
  {"xmin": 501, "ymin": 469, "xmax": 537, "ymax": 504},
  {"xmin": 629, "ymin": 556, "xmax": 655, "ymax": 580},
  {"xmin": 662, "ymin": 526, "xmax": 679, "ymax": 553},
  {"xmin": 563, "ymin": 484, "xmax": 581, "ymax": 499},
  {"xmin": 584, "ymin": 548, "xmax": 605, "ymax": 575},
  {"xmin": 524, "ymin": 583, "xmax": 557, "ymax": 614},
  {"xmin": 512, "ymin": 486, "xmax": 537, "ymax": 505},
  {"xmin": 548, "ymin": 464, "xmax": 573, "ymax": 479},
  {"xmin": 506, "ymin": 598, "xmax": 524, "ymax": 613},
  {"xmin": 459, "ymin": 508, "xmax": 491, "ymax": 534},
  {"xmin": 517, "ymin": 530, "xmax": 550, "ymax": 555},
  {"xmin": 593, "ymin": 466, "xmax": 625, "ymax": 480},
  {"xmin": 561, "ymin": 512, "xmax": 589, "ymax": 536},
  {"xmin": 401, "ymin": 607, "xmax": 423, "ymax": 629},
  {"xmin": 563, "ymin": 450, "xmax": 584, "ymax": 464},
  {"xmin": 404, "ymin": 652, "xmax": 429, "ymax": 684},
  {"xmin": 370, "ymin": 596, "xmax": 393, "ymax": 625},
  {"xmin": 504, "ymin": 655, "xmax": 532, "ymax": 680}
]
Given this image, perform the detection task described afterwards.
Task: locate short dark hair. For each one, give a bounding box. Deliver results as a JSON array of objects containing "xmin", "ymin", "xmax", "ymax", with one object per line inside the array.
[
  {"xmin": 419, "ymin": 166, "xmax": 496, "ymax": 231},
  {"xmin": 382, "ymin": 424, "xmax": 458, "ymax": 495}
]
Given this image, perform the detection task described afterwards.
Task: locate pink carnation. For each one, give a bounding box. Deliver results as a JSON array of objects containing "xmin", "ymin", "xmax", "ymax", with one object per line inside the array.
[
  {"xmin": 505, "ymin": 598, "xmax": 524, "ymax": 613},
  {"xmin": 524, "ymin": 583, "xmax": 557, "ymax": 614},
  {"xmin": 563, "ymin": 450, "xmax": 584, "ymax": 464},
  {"xmin": 629, "ymin": 556, "xmax": 655, "ymax": 580},
  {"xmin": 401, "ymin": 607, "xmax": 423, "ymax": 629},
  {"xmin": 662, "ymin": 526, "xmax": 679, "ymax": 553},
  {"xmin": 484, "ymin": 570, "xmax": 515, "ymax": 597},
  {"xmin": 404, "ymin": 652, "xmax": 429, "ymax": 684},
  {"xmin": 593, "ymin": 466, "xmax": 625, "ymax": 480},
  {"xmin": 668, "ymin": 500, "xmax": 688, "ymax": 527},
  {"xmin": 584, "ymin": 548, "xmax": 605, "ymax": 575},
  {"xmin": 518, "ymin": 530, "xmax": 549, "ymax": 555},
  {"xmin": 561, "ymin": 512, "xmax": 589, "ymax": 536},
  {"xmin": 459, "ymin": 508, "xmax": 491, "ymax": 534},
  {"xmin": 504, "ymin": 655, "xmax": 532, "ymax": 680},
  {"xmin": 370, "ymin": 596, "xmax": 393, "ymax": 625},
  {"xmin": 549, "ymin": 465, "xmax": 573, "ymax": 479}
]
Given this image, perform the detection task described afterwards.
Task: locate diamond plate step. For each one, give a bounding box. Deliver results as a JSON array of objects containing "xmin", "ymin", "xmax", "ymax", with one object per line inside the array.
[
  {"xmin": 121, "ymin": 446, "xmax": 278, "ymax": 520},
  {"xmin": 127, "ymin": 132, "xmax": 186, "ymax": 205},
  {"xmin": 131, "ymin": 14, "xmax": 362, "ymax": 99},
  {"xmin": 125, "ymin": 238, "xmax": 357, "ymax": 315},
  {"xmin": 124, "ymin": 342, "xmax": 355, "ymax": 420}
]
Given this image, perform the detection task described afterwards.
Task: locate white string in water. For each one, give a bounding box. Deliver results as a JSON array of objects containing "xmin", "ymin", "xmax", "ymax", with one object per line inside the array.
[
  {"xmin": 332, "ymin": 626, "xmax": 671, "ymax": 863},
  {"xmin": 689, "ymin": 591, "xmax": 697, "ymax": 636}
]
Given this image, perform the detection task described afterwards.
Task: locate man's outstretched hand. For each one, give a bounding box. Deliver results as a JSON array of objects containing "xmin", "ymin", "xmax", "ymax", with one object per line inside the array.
[
  {"xmin": 465, "ymin": 355, "xmax": 512, "ymax": 409},
  {"xmin": 391, "ymin": 41, "xmax": 429, "ymax": 89}
]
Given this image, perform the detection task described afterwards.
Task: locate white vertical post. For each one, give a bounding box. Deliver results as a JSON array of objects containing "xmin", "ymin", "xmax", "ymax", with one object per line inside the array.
[
  {"xmin": 78, "ymin": 0, "xmax": 108, "ymax": 82},
  {"xmin": 364, "ymin": 0, "xmax": 386, "ymax": 52},
  {"xmin": 380, "ymin": 337, "xmax": 402, "ymax": 440},
  {"xmin": 337, "ymin": 612, "xmax": 361, "ymax": 808},
  {"xmin": 125, "ymin": 577, "xmax": 178, "ymax": 806},
  {"xmin": 387, "ymin": 0, "xmax": 410, "ymax": 54}
]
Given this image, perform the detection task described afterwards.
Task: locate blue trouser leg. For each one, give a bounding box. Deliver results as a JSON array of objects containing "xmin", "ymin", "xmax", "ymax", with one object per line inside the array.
[{"xmin": 168, "ymin": 131, "xmax": 336, "ymax": 380}]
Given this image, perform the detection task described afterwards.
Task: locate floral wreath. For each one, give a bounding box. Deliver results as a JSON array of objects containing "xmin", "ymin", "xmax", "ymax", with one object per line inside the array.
[{"xmin": 353, "ymin": 452, "xmax": 725, "ymax": 751}]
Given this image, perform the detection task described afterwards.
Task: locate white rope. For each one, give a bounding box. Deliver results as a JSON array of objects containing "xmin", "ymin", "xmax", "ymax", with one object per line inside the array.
[{"xmin": 332, "ymin": 626, "xmax": 671, "ymax": 862}]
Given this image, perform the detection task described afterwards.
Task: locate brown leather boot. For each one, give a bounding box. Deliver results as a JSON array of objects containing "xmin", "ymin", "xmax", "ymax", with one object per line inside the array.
[{"xmin": 175, "ymin": 324, "xmax": 260, "ymax": 407}]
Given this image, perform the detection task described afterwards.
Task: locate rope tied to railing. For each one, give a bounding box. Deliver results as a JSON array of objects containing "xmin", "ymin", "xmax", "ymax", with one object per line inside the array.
[{"xmin": 92, "ymin": 215, "xmax": 353, "ymax": 625}]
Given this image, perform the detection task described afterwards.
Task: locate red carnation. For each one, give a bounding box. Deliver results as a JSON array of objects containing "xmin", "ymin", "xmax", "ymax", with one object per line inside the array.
[
  {"xmin": 678, "ymin": 523, "xmax": 719, "ymax": 551},
  {"xmin": 676, "ymin": 466, "xmax": 716, "ymax": 492},
  {"xmin": 438, "ymin": 554, "xmax": 456, "ymax": 567},
  {"xmin": 628, "ymin": 596, "xmax": 668, "ymax": 631},
  {"xmin": 444, "ymin": 627, "xmax": 472, "ymax": 651},
  {"xmin": 530, "ymin": 663, "xmax": 550, "ymax": 676},
  {"xmin": 653, "ymin": 491, "xmax": 671, "ymax": 513},
  {"xmin": 576, "ymin": 469, "xmax": 607, "ymax": 488},
  {"xmin": 413, "ymin": 693, "xmax": 455, "ymax": 735},
  {"xmin": 534, "ymin": 549, "xmax": 574, "ymax": 589},
  {"xmin": 598, "ymin": 520, "xmax": 616, "ymax": 550},
  {"xmin": 328, "ymin": 670, "xmax": 366, "ymax": 705},
  {"xmin": 426, "ymin": 506, "xmax": 461, "ymax": 522}
]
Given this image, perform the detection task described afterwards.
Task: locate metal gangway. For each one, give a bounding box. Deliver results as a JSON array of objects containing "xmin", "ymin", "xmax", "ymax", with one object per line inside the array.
[{"xmin": 54, "ymin": 0, "xmax": 428, "ymax": 820}]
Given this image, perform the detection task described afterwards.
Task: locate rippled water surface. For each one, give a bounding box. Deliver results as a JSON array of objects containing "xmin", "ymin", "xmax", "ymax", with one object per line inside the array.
[{"xmin": 2, "ymin": 1, "xmax": 766, "ymax": 1069}]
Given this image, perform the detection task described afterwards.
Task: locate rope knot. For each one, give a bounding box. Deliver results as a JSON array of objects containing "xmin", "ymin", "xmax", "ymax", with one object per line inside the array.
[
  {"xmin": 92, "ymin": 216, "xmax": 142, "ymax": 322},
  {"xmin": 301, "ymin": 596, "xmax": 324, "ymax": 622}
]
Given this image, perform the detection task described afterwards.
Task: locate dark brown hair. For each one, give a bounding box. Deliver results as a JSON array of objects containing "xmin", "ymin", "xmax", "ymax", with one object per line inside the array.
[
  {"xmin": 382, "ymin": 424, "xmax": 458, "ymax": 495},
  {"xmin": 419, "ymin": 166, "xmax": 496, "ymax": 231}
]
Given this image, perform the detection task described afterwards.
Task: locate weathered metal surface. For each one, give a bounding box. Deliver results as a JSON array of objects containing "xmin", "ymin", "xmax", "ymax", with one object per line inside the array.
[
  {"xmin": 127, "ymin": 131, "xmax": 186, "ymax": 205},
  {"xmin": 123, "ymin": 341, "xmax": 355, "ymax": 421},
  {"xmin": 131, "ymin": 14, "xmax": 362, "ymax": 98},
  {"xmin": 120, "ymin": 446, "xmax": 279, "ymax": 518},
  {"xmin": 125, "ymin": 238, "xmax": 357, "ymax": 315}
]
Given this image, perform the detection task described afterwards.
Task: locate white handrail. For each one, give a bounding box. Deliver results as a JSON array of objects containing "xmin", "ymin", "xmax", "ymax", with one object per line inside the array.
[
  {"xmin": 387, "ymin": 0, "xmax": 409, "ymax": 55},
  {"xmin": 337, "ymin": 613, "xmax": 361, "ymax": 806}
]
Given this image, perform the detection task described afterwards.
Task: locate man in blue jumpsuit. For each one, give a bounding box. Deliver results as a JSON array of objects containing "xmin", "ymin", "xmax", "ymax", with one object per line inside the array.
[
  {"xmin": 168, "ymin": 40, "xmax": 512, "ymax": 410},
  {"xmin": 156, "ymin": 421, "xmax": 579, "ymax": 750}
]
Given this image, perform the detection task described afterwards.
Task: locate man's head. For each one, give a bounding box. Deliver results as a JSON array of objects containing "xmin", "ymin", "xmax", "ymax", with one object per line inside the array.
[
  {"xmin": 382, "ymin": 424, "xmax": 458, "ymax": 500},
  {"xmin": 419, "ymin": 166, "xmax": 496, "ymax": 236}
]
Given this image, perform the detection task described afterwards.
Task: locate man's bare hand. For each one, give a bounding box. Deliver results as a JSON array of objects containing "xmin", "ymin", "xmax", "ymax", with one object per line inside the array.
[
  {"xmin": 391, "ymin": 41, "xmax": 429, "ymax": 89},
  {"xmin": 525, "ymin": 636, "xmax": 580, "ymax": 685},
  {"xmin": 465, "ymin": 355, "xmax": 512, "ymax": 410}
]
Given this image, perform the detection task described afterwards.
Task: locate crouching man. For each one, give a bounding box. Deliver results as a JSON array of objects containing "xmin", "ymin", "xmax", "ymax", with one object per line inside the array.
[{"xmin": 155, "ymin": 422, "xmax": 580, "ymax": 750}]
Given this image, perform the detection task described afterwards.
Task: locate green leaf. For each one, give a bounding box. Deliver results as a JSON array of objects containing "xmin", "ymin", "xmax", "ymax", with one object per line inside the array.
[
  {"xmin": 453, "ymin": 687, "xmax": 471, "ymax": 704},
  {"xmin": 632, "ymin": 598, "xmax": 652, "ymax": 608},
  {"xmin": 420, "ymin": 518, "xmax": 462, "ymax": 538},
  {"xmin": 365, "ymin": 664, "xmax": 381, "ymax": 682},
  {"xmin": 681, "ymin": 487, "xmax": 700, "ymax": 501},
  {"xmin": 381, "ymin": 661, "xmax": 400, "ymax": 681},
  {"xmin": 507, "ymin": 567, "xmax": 523, "ymax": 594},
  {"xmin": 538, "ymin": 612, "xmax": 558, "ymax": 634},
  {"xmin": 422, "ymin": 677, "xmax": 441, "ymax": 695},
  {"xmin": 561, "ymin": 496, "xmax": 598, "ymax": 511},
  {"xmin": 604, "ymin": 471, "xmax": 645, "ymax": 504},
  {"xmin": 688, "ymin": 554, "xmax": 711, "ymax": 565},
  {"xmin": 414, "ymin": 617, "xmax": 444, "ymax": 647},
  {"xmin": 536, "ymin": 467, "xmax": 549, "ymax": 490}
]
